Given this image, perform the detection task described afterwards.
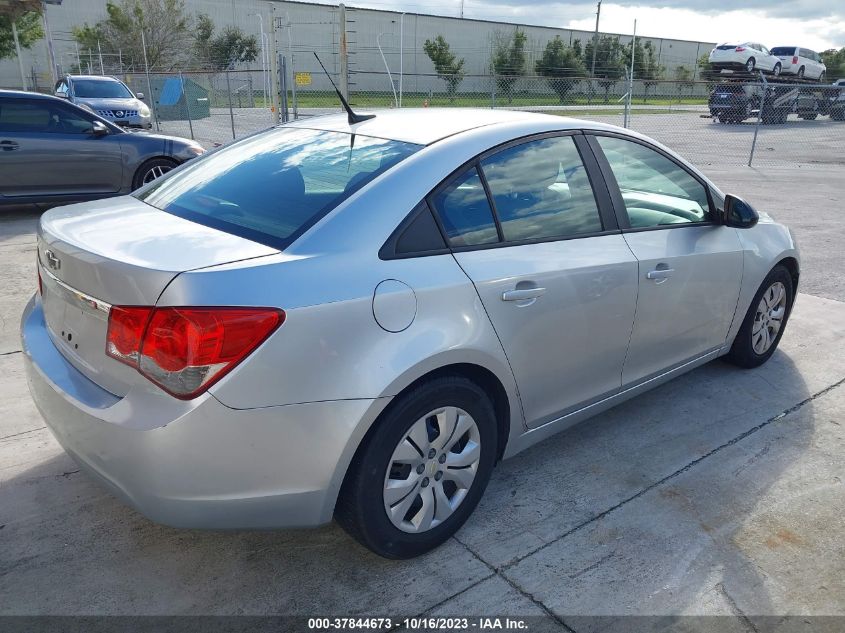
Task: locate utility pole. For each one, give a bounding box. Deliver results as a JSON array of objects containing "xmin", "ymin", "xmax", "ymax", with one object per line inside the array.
[
  {"xmin": 42, "ymin": 0, "xmax": 58, "ymax": 83},
  {"xmin": 339, "ymin": 3, "xmax": 349, "ymax": 99},
  {"xmin": 590, "ymin": 0, "xmax": 602, "ymax": 77},
  {"xmin": 11, "ymin": 20, "xmax": 28, "ymax": 90}
]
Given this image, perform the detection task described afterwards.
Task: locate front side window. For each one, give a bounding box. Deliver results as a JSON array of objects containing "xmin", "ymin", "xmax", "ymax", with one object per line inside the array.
[
  {"xmin": 429, "ymin": 167, "xmax": 499, "ymax": 247},
  {"xmin": 72, "ymin": 79, "xmax": 134, "ymax": 99},
  {"xmin": 138, "ymin": 127, "xmax": 420, "ymax": 248},
  {"xmin": 0, "ymin": 99, "xmax": 93, "ymax": 134},
  {"xmin": 596, "ymin": 136, "xmax": 711, "ymax": 228},
  {"xmin": 480, "ymin": 136, "xmax": 602, "ymax": 241}
]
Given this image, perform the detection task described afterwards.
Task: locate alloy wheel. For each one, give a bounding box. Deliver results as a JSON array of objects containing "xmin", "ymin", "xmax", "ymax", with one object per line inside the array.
[
  {"xmin": 383, "ymin": 406, "xmax": 481, "ymax": 534},
  {"xmin": 752, "ymin": 281, "xmax": 787, "ymax": 354},
  {"xmin": 142, "ymin": 164, "xmax": 173, "ymax": 184}
]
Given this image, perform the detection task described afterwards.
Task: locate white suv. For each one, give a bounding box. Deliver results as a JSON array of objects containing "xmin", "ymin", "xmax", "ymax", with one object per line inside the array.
[
  {"xmin": 709, "ymin": 42, "xmax": 782, "ymax": 75},
  {"xmin": 770, "ymin": 47, "xmax": 826, "ymax": 81}
]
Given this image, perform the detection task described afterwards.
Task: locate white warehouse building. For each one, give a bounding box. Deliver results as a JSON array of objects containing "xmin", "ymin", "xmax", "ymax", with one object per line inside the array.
[{"xmin": 1, "ymin": 0, "xmax": 717, "ymax": 93}]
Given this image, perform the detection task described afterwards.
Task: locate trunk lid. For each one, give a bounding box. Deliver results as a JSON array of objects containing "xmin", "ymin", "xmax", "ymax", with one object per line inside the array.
[{"xmin": 37, "ymin": 196, "xmax": 278, "ymax": 396}]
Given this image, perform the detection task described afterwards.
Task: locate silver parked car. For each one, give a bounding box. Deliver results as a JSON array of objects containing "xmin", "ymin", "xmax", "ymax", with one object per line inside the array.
[
  {"xmin": 55, "ymin": 75, "xmax": 152, "ymax": 129},
  {"xmin": 0, "ymin": 90, "xmax": 204, "ymax": 207},
  {"xmin": 22, "ymin": 109, "xmax": 799, "ymax": 558}
]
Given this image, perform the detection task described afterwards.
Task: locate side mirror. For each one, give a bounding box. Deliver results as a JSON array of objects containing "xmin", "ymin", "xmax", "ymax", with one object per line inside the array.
[
  {"xmin": 723, "ymin": 194, "xmax": 759, "ymax": 229},
  {"xmin": 90, "ymin": 120, "xmax": 110, "ymax": 137},
  {"xmin": 136, "ymin": 92, "xmax": 145, "ymax": 100}
]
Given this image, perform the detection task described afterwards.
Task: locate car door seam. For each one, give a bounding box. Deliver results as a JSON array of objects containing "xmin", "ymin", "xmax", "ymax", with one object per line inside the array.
[{"xmin": 447, "ymin": 252, "xmax": 530, "ymax": 432}]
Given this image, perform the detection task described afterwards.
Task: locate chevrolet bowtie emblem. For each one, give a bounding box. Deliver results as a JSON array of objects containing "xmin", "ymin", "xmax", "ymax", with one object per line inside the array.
[{"xmin": 45, "ymin": 250, "xmax": 61, "ymax": 271}]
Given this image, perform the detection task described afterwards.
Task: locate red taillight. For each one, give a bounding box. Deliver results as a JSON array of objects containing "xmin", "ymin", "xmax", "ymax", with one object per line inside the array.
[
  {"xmin": 107, "ymin": 306, "xmax": 153, "ymax": 365},
  {"xmin": 792, "ymin": 56, "xmax": 799, "ymax": 64},
  {"xmin": 106, "ymin": 306, "xmax": 284, "ymax": 399},
  {"xmin": 735, "ymin": 46, "xmax": 746, "ymax": 52}
]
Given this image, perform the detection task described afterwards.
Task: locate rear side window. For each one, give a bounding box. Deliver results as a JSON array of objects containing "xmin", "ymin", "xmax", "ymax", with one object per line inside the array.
[
  {"xmin": 770, "ymin": 47, "xmax": 795, "ymax": 56},
  {"xmin": 138, "ymin": 127, "xmax": 420, "ymax": 249},
  {"xmin": 479, "ymin": 136, "xmax": 602, "ymax": 241},
  {"xmin": 430, "ymin": 167, "xmax": 499, "ymax": 247}
]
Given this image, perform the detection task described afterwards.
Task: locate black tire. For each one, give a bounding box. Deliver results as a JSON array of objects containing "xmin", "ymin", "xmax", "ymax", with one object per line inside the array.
[
  {"xmin": 819, "ymin": 71, "xmax": 826, "ymax": 83},
  {"xmin": 336, "ymin": 376, "xmax": 498, "ymax": 559},
  {"xmin": 799, "ymin": 112, "xmax": 818, "ymax": 120},
  {"xmin": 726, "ymin": 265, "xmax": 794, "ymax": 369},
  {"xmin": 132, "ymin": 157, "xmax": 178, "ymax": 190},
  {"xmin": 745, "ymin": 58, "xmax": 756, "ymax": 73},
  {"xmin": 797, "ymin": 66, "xmax": 805, "ymax": 79},
  {"xmin": 772, "ymin": 63, "xmax": 782, "ymax": 77}
]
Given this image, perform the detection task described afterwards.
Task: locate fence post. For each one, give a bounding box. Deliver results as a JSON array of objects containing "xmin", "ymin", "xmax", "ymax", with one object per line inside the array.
[
  {"xmin": 140, "ymin": 30, "xmax": 160, "ymax": 131},
  {"xmin": 279, "ymin": 55, "xmax": 289, "ymax": 122},
  {"xmin": 490, "ymin": 75, "xmax": 496, "ymax": 109},
  {"xmin": 225, "ymin": 70, "xmax": 236, "ymax": 139},
  {"xmin": 748, "ymin": 72, "xmax": 767, "ymax": 167},
  {"xmin": 179, "ymin": 72, "xmax": 194, "ymax": 141}
]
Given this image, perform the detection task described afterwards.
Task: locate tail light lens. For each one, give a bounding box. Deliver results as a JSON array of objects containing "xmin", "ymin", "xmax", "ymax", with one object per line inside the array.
[
  {"xmin": 735, "ymin": 47, "xmax": 746, "ymax": 52},
  {"xmin": 792, "ymin": 56, "xmax": 799, "ymax": 64},
  {"xmin": 106, "ymin": 306, "xmax": 284, "ymax": 399}
]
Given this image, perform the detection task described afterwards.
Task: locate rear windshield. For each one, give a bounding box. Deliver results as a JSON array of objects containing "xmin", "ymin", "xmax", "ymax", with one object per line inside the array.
[
  {"xmin": 770, "ymin": 47, "xmax": 796, "ymax": 56},
  {"xmin": 73, "ymin": 79, "xmax": 134, "ymax": 99},
  {"xmin": 137, "ymin": 127, "xmax": 420, "ymax": 249}
]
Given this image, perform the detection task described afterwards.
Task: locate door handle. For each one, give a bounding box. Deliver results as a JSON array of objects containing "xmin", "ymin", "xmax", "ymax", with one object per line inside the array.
[
  {"xmin": 502, "ymin": 287, "xmax": 547, "ymax": 302},
  {"xmin": 0, "ymin": 140, "xmax": 19, "ymax": 152},
  {"xmin": 646, "ymin": 268, "xmax": 674, "ymax": 281}
]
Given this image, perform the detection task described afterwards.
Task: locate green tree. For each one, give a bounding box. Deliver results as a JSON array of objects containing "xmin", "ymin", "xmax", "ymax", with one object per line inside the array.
[
  {"xmin": 585, "ymin": 35, "xmax": 626, "ymax": 103},
  {"xmin": 423, "ymin": 35, "xmax": 465, "ymax": 101},
  {"xmin": 73, "ymin": 0, "xmax": 191, "ymax": 71},
  {"xmin": 491, "ymin": 28, "xmax": 527, "ymax": 103},
  {"xmin": 535, "ymin": 36, "xmax": 585, "ymax": 104},
  {"xmin": 820, "ymin": 47, "xmax": 845, "ymax": 80},
  {"xmin": 695, "ymin": 52, "xmax": 715, "ymax": 80},
  {"xmin": 0, "ymin": 2, "xmax": 44, "ymax": 62},
  {"xmin": 674, "ymin": 65, "xmax": 695, "ymax": 100},
  {"xmin": 624, "ymin": 40, "xmax": 663, "ymax": 102},
  {"xmin": 194, "ymin": 14, "xmax": 257, "ymax": 70}
]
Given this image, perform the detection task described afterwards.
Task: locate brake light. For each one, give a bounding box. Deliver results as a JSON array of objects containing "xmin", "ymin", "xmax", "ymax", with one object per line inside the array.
[
  {"xmin": 792, "ymin": 56, "xmax": 798, "ymax": 64},
  {"xmin": 735, "ymin": 47, "xmax": 746, "ymax": 52},
  {"xmin": 106, "ymin": 306, "xmax": 284, "ymax": 399}
]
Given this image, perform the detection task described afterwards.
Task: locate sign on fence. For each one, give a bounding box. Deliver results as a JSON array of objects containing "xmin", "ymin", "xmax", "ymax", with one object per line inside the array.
[{"xmin": 295, "ymin": 72, "xmax": 312, "ymax": 87}]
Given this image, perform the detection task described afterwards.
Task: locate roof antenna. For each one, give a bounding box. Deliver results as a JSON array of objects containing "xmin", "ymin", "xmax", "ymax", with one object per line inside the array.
[{"xmin": 313, "ymin": 52, "xmax": 375, "ymax": 125}]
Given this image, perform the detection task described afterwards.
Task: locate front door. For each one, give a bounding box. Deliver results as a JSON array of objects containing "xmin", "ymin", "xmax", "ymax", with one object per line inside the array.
[
  {"xmin": 588, "ymin": 134, "xmax": 743, "ymax": 387},
  {"xmin": 0, "ymin": 97, "xmax": 123, "ymax": 200},
  {"xmin": 428, "ymin": 134, "xmax": 639, "ymax": 428}
]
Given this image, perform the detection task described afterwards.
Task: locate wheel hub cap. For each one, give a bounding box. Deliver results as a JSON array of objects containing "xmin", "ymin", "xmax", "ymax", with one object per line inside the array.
[
  {"xmin": 383, "ymin": 406, "xmax": 481, "ymax": 534},
  {"xmin": 752, "ymin": 281, "xmax": 787, "ymax": 355}
]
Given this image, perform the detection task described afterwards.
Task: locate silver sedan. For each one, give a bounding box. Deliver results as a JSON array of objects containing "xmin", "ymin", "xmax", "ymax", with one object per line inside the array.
[{"xmin": 21, "ymin": 109, "xmax": 799, "ymax": 558}]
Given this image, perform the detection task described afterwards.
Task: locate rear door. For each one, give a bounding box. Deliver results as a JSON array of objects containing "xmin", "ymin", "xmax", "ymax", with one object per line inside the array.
[
  {"xmin": 429, "ymin": 133, "xmax": 639, "ymax": 428},
  {"xmin": 586, "ymin": 133, "xmax": 743, "ymax": 387},
  {"xmin": 0, "ymin": 97, "xmax": 123, "ymax": 200}
]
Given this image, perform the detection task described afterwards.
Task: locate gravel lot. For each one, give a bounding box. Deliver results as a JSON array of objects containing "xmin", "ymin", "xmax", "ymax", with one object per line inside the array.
[{"xmin": 1, "ymin": 121, "xmax": 844, "ymax": 627}]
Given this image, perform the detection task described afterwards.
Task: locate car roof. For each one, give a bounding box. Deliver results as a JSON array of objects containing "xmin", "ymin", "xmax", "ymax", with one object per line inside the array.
[
  {"xmin": 287, "ymin": 108, "xmax": 615, "ymax": 146},
  {"xmin": 0, "ymin": 89, "xmax": 61, "ymax": 101},
  {"xmin": 66, "ymin": 75, "xmax": 120, "ymax": 81}
]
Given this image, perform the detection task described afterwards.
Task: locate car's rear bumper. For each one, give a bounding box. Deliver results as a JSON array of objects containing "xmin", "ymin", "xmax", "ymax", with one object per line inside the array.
[{"xmin": 21, "ymin": 294, "xmax": 388, "ymax": 529}]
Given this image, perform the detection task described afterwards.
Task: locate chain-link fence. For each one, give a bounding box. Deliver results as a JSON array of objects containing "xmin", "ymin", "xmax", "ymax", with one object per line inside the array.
[
  {"xmin": 120, "ymin": 69, "xmax": 275, "ymax": 147},
  {"xmin": 110, "ymin": 65, "xmax": 845, "ymax": 169}
]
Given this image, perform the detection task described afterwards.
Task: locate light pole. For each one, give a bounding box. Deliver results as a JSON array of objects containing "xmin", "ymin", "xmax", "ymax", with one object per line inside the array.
[
  {"xmin": 251, "ymin": 13, "xmax": 268, "ymax": 106},
  {"xmin": 376, "ymin": 31, "xmax": 398, "ymax": 107},
  {"xmin": 399, "ymin": 12, "xmax": 405, "ymax": 107},
  {"xmin": 590, "ymin": 0, "xmax": 602, "ymax": 77}
]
